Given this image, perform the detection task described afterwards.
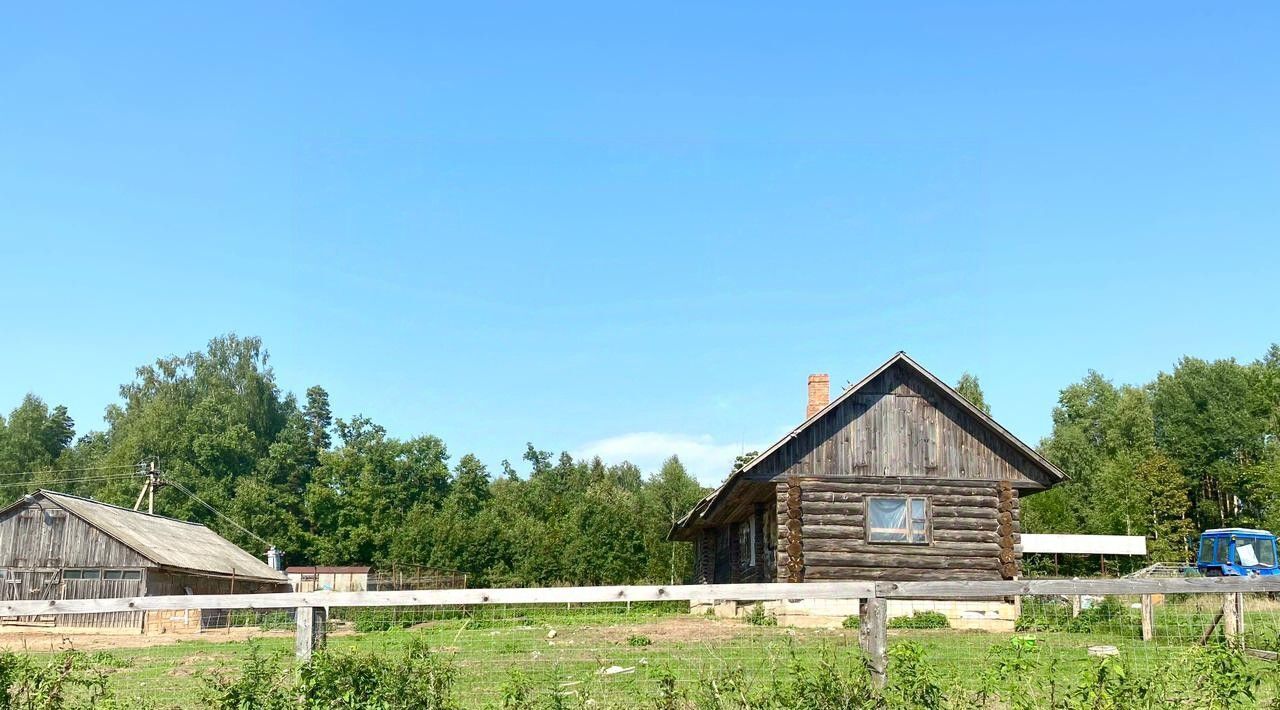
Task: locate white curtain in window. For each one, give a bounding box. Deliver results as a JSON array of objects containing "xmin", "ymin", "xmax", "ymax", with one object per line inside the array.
[{"xmin": 868, "ymin": 498, "xmax": 908, "ymax": 542}]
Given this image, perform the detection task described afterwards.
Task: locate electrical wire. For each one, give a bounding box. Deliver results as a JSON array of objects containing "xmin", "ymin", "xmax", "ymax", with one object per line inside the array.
[
  {"xmin": 0, "ymin": 463, "xmax": 140, "ymax": 479},
  {"xmin": 166, "ymin": 478, "xmax": 272, "ymax": 547},
  {"xmin": 0, "ymin": 474, "xmax": 138, "ymax": 490},
  {"xmin": 0, "ymin": 461, "xmax": 275, "ymax": 548}
]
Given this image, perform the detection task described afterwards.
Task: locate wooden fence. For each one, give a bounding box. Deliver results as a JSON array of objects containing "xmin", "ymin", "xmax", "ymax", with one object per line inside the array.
[{"xmin": 2, "ymin": 577, "xmax": 1278, "ymax": 687}]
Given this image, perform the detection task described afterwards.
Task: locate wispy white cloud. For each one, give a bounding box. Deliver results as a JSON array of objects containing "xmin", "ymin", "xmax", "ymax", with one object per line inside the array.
[{"xmin": 573, "ymin": 432, "xmax": 764, "ymax": 487}]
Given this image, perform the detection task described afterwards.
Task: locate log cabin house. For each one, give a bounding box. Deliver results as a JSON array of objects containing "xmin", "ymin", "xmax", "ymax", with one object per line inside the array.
[
  {"xmin": 0, "ymin": 490, "xmax": 289, "ymax": 632},
  {"xmin": 670, "ymin": 353, "xmax": 1067, "ymax": 599}
]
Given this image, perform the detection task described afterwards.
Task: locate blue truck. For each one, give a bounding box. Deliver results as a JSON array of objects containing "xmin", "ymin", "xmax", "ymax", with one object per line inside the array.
[{"xmin": 1196, "ymin": 528, "xmax": 1280, "ymax": 577}]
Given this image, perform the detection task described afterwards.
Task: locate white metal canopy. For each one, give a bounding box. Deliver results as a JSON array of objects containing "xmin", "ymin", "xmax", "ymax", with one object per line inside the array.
[{"xmin": 1020, "ymin": 533, "xmax": 1147, "ymax": 556}]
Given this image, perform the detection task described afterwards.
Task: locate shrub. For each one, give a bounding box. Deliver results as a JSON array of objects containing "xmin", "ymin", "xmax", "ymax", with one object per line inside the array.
[
  {"xmin": 0, "ymin": 648, "xmax": 127, "ymax": 710},
  {"xmin": 298, "ymin": 638, "xmax": 457, "ymax": 709},
  {"xmin": 742, "ymin": 602, "xmax": 777, "ymax": 627},
  {"xmin": 626, "ymin": 634, "xmax": 652, "ymax": 647},
  {"xmin": 649, "ymin": 665, "xmax": 682, "ymax": 710},
  {"xmin": 778, "ymin": 646, "xmax": 877, "ymax": 709},
  {"xmin": 887, "ymin": 611, "xmax": 949, "ymax": 630},
  {"xmin": 887, "ymin": 642, "xmax": 944, "ymax": 709},
  {"xmin": 200, "ymin": 643, "xmax": 294, "ymax": 710},
  {"xmin": 841, "ymin": 615, "xmax": 860, "ymax": 629},
  {"xmin": 498, "ymin": 669, "xmax": 534, "ymax": 709},
  {"xmin": 1016, "ymin": 596, "xmax": 1135, "ymax": 635}
]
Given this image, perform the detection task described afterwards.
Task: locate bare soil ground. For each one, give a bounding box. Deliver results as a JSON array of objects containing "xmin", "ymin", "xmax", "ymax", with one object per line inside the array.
[
  {"xmin": 0, "ymin": 627, "xmax": 293, "ymax": 652},
  {"xmin": 576, "ymin": 615, "xmax": 851, "ymax": 646}
]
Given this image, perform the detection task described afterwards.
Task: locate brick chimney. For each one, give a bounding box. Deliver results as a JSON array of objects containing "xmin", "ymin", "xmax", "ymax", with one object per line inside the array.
[{"xmin": 807, "ymin": 373, "xmax": 830, "ymax": 418}]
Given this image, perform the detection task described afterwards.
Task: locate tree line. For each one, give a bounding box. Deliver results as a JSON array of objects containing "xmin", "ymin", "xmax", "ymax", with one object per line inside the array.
[
  {"xmin": 1020, "ymin": 345, "xmax": 1280, "ymax": 566},
  {"xmin": 0, "ymin": 335, "xmax": 704, "ymax": 587},
  {"xmin": 0, "ymin": 334, "xmax": 1277, "ymax": 583}
]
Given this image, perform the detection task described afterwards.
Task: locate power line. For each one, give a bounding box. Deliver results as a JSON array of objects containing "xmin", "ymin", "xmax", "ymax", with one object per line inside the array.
[
  {"xmin": 0, "ymin": 463, "xmax": 140, "ymax": 480},
  {"xmin": 167, "ymin": 478, "xmax": 272, "ymax": 548},
  {"xmin": 0, "ymin": 474, "xmax": 138, "ymax": 490}
]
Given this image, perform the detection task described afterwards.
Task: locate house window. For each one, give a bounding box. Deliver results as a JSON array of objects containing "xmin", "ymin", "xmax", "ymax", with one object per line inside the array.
[{"xmin": 866, "ymin": 496, "xmax": 930, "ymax": 544}]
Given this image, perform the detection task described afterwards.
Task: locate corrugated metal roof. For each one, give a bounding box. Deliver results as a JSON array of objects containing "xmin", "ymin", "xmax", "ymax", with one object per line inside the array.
[{"xmin": 32, "ymin": 490, "xmax": 287, "ymax": 583}]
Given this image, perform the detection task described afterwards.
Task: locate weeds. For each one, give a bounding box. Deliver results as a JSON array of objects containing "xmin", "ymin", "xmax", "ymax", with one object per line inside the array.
[
  {"xmin": 742, "ymin": 603, "xmax": 777, "ymax": 627},
  {"xmin": 887, "ymin": 611, "xmax": 949, "ymax": 630}
]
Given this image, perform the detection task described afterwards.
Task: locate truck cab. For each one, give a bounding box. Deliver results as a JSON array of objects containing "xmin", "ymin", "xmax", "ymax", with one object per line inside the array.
[{"xmin": 1197, "ymin": 528, "xmax": 1280, "ymax": 577}]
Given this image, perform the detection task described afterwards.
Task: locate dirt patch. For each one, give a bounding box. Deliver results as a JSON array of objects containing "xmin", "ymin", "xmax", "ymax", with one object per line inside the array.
[
  {"xmin": 574, "ymin": 616, "xmax": 799, "ymax": 646},
  {"xmin": 0, "ymin": 627, "xmax": 292, "ymax": 652}
]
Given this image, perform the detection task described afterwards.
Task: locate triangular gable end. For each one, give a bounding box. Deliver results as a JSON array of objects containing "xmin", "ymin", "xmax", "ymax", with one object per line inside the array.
[
  {"xmin": 738, "ymin": 352, "xmax": 1066, "ymax": 488},
  {"xmin": 672, "ymin": 353, "xmax": 1066, "ymax": 538}
]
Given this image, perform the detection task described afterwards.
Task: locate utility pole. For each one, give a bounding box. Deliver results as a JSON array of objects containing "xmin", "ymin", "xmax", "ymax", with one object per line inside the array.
[{"xmin": 133, "ymin": 460, "xmax": 165, "ymax": 514}]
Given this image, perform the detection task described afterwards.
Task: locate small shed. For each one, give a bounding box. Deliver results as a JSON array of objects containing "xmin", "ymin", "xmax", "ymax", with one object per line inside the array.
[
  {"xmin": 0, "ymin": 490, "xmax": 289, "ymax": 632},
  {"xmin": 286, "ymin": 566, "xmax": 371, "ymax": 592}
]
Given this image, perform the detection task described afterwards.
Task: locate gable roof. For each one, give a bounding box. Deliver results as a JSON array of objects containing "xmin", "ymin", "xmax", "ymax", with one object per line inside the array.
[
  {"xmin": 672, "ymin": 352, "xmax": 1068, "ymax": 537},
  {"xmin": 6, "ymin": 490, "xmax": 287, "ymax": 583}
]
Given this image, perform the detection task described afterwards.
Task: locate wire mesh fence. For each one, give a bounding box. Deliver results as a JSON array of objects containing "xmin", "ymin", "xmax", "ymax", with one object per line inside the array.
[{"xmin": 3, "ymin": 582, "xmax": 1280, "ymax": 707}]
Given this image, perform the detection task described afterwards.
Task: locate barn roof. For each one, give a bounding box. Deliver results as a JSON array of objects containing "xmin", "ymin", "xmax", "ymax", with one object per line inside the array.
[
  {"xmin": 671, "ymin": 352, "xmax": 1068, "ymax": 538},
  {"xmin": 9, "ymin": 490, "xmax": 287, "ymax": 584}
]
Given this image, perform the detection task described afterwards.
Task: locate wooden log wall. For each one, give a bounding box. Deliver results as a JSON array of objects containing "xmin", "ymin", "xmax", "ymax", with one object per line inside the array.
[
  {"xmin": 996, "ymin": 481, "xmax": 1020, "ymax": 579},
  {"xmin": 778, "ymin": 479, "xmax": 805, "ymax": 582},
  {"xmin": 743, "ymin": 362, "xmax": 1053, "ymax": 489},
  {"xmin": 693, "ymin": 530, "xmax": 714, "ymax": 584},
  {"xmin": 797, "ymin": 478, "xmax": 1021, "ymax": 582}
]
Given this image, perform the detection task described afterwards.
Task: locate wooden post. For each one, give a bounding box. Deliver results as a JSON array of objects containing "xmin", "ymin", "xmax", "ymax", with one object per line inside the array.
[
  {"xmin": 1140, "ymin": 594, "xmax": 1154, "ymax": 641},
  {"xmin": 295, "ymin": 606, "xmax": 327, "ymax": 661},
  {"xmin": 858, "ymin": 596, "xmax": 887, "ymax": 689},
  {"xmin": 1222, "ymin": 594, "xmax": 1242, "ymax": 648},
  {"xmin": 1071, "ymin": 595, "xmax": 1081, "ymax": 618}
]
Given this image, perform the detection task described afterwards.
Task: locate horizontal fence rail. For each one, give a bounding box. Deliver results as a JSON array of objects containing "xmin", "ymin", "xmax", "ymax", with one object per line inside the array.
[{"xmin": 2, "ymin": 577, "xmax": 1278, "ymax": 618}]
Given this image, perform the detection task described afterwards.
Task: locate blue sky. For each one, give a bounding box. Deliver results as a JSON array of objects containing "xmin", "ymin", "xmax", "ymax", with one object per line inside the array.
[{"xmin": 1, "ymin": 3, "xmax": 1277, "ymax": 485}]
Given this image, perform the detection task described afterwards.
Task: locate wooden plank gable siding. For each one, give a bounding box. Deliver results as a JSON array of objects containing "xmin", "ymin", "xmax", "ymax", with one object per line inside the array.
[
  {"xmin": 0, "ymin": 502, "xmax": 153, "ymax": 570},
  {"xmin": 793, "ymin": 478, "xmax": 1022, "ymax": 582},
  {"xmin": 745, "ymin": 362, "xmax": 1053, "ymax": 488}
]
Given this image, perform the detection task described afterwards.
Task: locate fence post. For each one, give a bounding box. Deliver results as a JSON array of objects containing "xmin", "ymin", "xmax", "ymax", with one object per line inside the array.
[
  {"xmin": 1222, "ymin": 594, "xmax": 1242, "ymax": 648},
  {"xmin": 1140, "ymin": 594, "xmax": 1154, "ymax": 641},
  {"xmin": 1071, "ymin": 595, "xmax": 1081, "ymax": 618},
  {"xmin": 859, "ymin": 595, "xmax": 887, "ymax": 689},
  {"xmin": 295, "ymin": 606, "xmax": 327, "ymax": 662}
]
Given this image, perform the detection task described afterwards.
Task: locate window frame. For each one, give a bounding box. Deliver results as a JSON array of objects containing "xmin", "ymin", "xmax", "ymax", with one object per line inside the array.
[{"xmin": 865, "ymin": 495, "xmax": 932, "ymax": 545}]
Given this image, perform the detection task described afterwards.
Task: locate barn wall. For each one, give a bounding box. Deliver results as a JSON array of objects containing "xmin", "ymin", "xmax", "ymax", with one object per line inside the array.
[
  {"xmin": 146, "ymin": 570, "xmax": 285, "ymax": 596},
  {"xmin": 0, "ymin": 502, "xmax": 151, "ymax": 569},
  {"xmin": 791, "ymin": 478, "xmax": 1022, "ymax": 582},
  {"xmin": 0, "ymin": 501, "xmax": 153, "ymax": 630},
  {"xmin": 745, "ymin": 362, "xmax": 1052, "ymax": 488},
  {"xmin": 147, "ymin": 570, "xmax": 288, "ymax": 630}
]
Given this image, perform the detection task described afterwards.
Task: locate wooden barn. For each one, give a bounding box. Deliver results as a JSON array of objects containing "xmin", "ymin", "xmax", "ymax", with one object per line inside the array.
[
  {"xmin": 0, "ymin": 490, "xmax": 289, "ymax": 632},
  {"xmin": 671, "ymin": 352, "xmax": 1068, "ymax": 587}
]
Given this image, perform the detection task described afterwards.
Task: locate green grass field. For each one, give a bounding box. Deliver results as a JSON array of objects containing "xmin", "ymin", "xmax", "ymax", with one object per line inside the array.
[{"xmin": 61, "ymin": 596, "xmax": 1279, "ymax": 708}]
